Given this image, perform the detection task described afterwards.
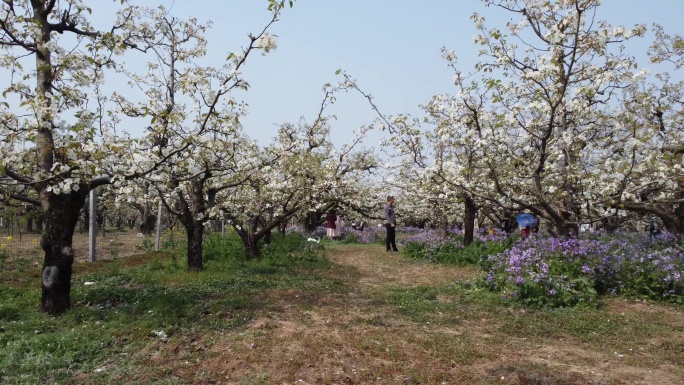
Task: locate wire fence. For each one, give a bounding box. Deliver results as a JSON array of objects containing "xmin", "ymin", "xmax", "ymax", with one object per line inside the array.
[{"xmin": 0, "ymin": 226, "xmax": 190, "ymax": 265}]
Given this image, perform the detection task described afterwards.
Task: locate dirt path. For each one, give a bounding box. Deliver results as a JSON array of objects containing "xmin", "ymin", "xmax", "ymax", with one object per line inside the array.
[
  {"xmin": 326, "ymin": 245, "xmax": 479, "ymax": 291},
  {"xmin": 185, "ymin": 245, "xmax": 683, "ymax": 384}
]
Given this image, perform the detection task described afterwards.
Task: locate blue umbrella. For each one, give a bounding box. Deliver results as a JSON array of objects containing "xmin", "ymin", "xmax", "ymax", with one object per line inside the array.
[{"xmin": 516, "ymin": 213, "xmax": 537, "ymax": 227}]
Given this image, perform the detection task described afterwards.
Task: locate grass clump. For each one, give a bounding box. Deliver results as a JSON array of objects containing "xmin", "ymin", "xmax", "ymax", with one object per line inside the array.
[{"xmin": 0, "ymin": 231, "xmax": 336, "ymax": 384}]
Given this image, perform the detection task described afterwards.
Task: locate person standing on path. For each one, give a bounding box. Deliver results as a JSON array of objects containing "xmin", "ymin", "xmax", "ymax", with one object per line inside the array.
[{"xmin": 384, "ymin": 196, "xmax": 399, "ymax": 252}]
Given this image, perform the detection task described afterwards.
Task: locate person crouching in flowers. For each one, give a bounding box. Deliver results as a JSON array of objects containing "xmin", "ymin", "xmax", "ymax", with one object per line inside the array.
[{"xmin": 326, "ymin": 210, "xmax": 337, "ymax": 240}]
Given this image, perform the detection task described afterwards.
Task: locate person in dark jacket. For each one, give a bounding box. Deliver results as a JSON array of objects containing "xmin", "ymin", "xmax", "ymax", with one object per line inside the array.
[
  {"xmin": 649, "ymin": 216, "xmax": 658, "ymax": 240},
  {"xmin": 384, "ymin": 196, "xmax": 399, "ymax": 252},
  {"xmin": 326, "ymin": 210, "xmax": 337, "ymax": 240}
]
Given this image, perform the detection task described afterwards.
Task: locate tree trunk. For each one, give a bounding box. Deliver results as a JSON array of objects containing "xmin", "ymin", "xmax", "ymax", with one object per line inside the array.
[
  {"xmin": 140, "ymin": 211, "xmax": 156, "ymax": 235},
  {"xmin": 40, "ymin": 190, "xmax": 88, "ymax": 314},
  {"xmin": 36, "ymin": 215, "xmax": 44, "ymax": 233},
  {"xmin": 554, "ymin": 221, "xmax": 565, "ymax": 238},
  {"xmin": 300, "ymin": 215, "xmax": 309, "ymax": 233},
  {"xmin": 80, "ymin": 207, "xmax": 88, "ymax": 234},
  {"xmin": 436, "ymin": 206, "xmax": 448, "ymax": 239},
  {"xmin": 463, "ymin": 195, "xmax": 477, "ymax": 246},
  {"xmin": 244, "ymin": 233, "xmax": 259, "ymax": 259},
  {"xmin": 26, "ymin": 215, "xmax": 34, "ymax": 233},
  {"xmin": 184, "ymin": 221, "xmax": 204, "ymax": 271},
  {"xmin": 99, "ymin": 214, "xmax": 106, "ymax": 237},
  {"xmin": 301, "ymin": 211, "xmax": 318, "ymax": 233},
  {"xmin": 600, "ymin": 216, "xmax": 620, "ymax": 234},
  {"xmin": 236, "ymin": 228, "xmax": 261, "ymax": 260},
  {"xmin": 674, "ymin": 187, "xmax": 684, "ymax": 237},
  {"xmin": 661, "ymin": 214, "xmax": 682, "ymax": 236}
]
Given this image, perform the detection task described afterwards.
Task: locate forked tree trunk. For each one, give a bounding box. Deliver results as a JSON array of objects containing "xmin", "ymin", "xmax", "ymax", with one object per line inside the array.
[
  {"xmin": 235, "ymin": 226, "xmax": 261, "ymax": 260},
  {"xmin": 600, "ymin": 216, "xmax": 620, "ymax": 234},
  {"xmin": 243, "ymin": 233, "xmax": 259, "ymax": 259},
  {"xmin": 40, "ymin": 190, "xmax": 88, "ymax": 314}
]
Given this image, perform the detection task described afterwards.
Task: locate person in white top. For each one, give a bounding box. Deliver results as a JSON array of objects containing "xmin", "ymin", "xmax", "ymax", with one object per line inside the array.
[{"xmin": 334, "ymin": 215, "xmax": 343, "ymax": 240}]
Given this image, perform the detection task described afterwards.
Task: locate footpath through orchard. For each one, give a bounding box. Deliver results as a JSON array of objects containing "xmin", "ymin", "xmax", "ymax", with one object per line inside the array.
[{"xmin": 190, "ymin": 244, "xmax": 684, "ymax": 384}]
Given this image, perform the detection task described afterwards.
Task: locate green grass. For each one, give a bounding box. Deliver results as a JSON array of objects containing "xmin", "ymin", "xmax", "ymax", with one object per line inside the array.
[
  {"xmin": 1, "ymin": 241, "xmax": 682, "ymax": 384},
  {"xmin": 385, "ymin": 282, "xmax": 683, "ymax": 367},
  {"xmin": 0, "ymin": 237, "xmax": 337, "ymax": 385}
]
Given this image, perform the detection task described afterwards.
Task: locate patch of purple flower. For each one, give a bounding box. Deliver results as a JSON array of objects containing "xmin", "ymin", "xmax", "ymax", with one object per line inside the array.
[
  {"xmin": 475, "ymin": 228, "xmax": 510, "ymax": 244},
  {"xmin": 343, "ymin": 226, "xmax": 386, "ymax": 244},
  {"xmin": 403, "ymin": 229, "xmax": 458, "ymax": 250},
  {"xmin": 480, "ymin": 233, "xmax": 684, "ymax": 307}
]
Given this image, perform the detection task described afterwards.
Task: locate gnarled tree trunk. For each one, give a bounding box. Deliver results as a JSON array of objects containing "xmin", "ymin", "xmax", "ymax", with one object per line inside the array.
[
  {"xmin": 40, "ymin": 189, "xmax": 88, "ymax": 314},
  {"xmin": 301, "ymin": 211, "xmax": 320, "ymax": 233}
]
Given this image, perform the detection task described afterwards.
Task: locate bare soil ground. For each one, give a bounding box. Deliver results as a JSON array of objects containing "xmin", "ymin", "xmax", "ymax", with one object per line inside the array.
[
  {"xmin": 1, "ymin": 228, "xmax": 164, "ymax": 264},
  {"xmin": 134, "ymin": 245, "xmax": 684, "ymax": 384}
]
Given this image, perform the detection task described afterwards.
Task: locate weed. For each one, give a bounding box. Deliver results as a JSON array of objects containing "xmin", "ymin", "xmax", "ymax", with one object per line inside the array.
[
  {"xmin": 202, "ymin": 232, "xmax": 244, "ymax": 263},
  {"xmin": 137, "ymin": 238, "xmax": 154, "ymax": 251},
  {"xmin": 0, "ymin": 248, "xmax": 7, "ymax": 271},
  {"xmin": 1, "ymin": 243, "xmax": 682, "ymax": 384}
]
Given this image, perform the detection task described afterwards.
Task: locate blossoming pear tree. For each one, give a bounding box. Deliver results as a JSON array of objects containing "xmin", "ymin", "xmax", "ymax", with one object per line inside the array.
[
  {"xmin": 422, "ymin": 70, "xmax": 505, "ymax": 244},
  {"xmin": 592, "ymin": 25, "xmax": 684, "ymax": 234},
  {"xmin": 435, "ymin": 0, "xmax": 646, "ymax": 237},
  {"xmin": 219, "ymin": 85, "xmax": 379, "ymax": 256},
  {"xmin": 0, "ymin": 0, "xmax": 293, "ymax": 311},
  {"xmin": 0, "ymin": 0, "xmax": 152, "ymax": 313},
  {"xmin": 341, "ymin": 72, "xmax": 485, "ymax": 243},
  {"xmin": 112, "ymin": 2, "xmax": 290, "ymax": 271}
]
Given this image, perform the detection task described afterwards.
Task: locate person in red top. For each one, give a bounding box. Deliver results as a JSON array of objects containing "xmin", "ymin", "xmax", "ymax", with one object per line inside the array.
[{"xmin": 326, "ymin": 210, "xmax": 337, "ymax": 240}]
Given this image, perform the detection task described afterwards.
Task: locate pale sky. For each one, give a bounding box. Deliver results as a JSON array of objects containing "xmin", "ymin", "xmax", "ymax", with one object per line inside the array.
[
  {"xmin": 15, "ymin": 1, "xmax": 684, "ymax": 150},
  {"xmin": 167, "ymin": 0, "xmax": 682, "ymax": 148}
]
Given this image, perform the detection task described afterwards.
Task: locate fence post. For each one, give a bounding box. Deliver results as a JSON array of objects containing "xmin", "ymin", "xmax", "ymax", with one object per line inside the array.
[
  {"xmin": 221, "ymin": 220, "xmax": 225, "ymax": 237},
  {"xmin": 155, "ymin": 200, "xmax": 162, "ymax": 251},
  {"xmin": 88, "ymin": 188, "xmax": 97, "ymax": 262}
]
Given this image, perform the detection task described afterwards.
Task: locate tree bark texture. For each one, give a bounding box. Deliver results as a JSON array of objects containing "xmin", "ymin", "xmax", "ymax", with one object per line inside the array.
[
  {"xmin": 184, "ymin": 221, "xmax": 204, "ymax": 271},
  {"xmin": 463, "ymin": 195, "xmax": 477, "ymax": 246},
  {"xmin": 40, "ymin": 190, "xmax": 88, "ymax": 314}
]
